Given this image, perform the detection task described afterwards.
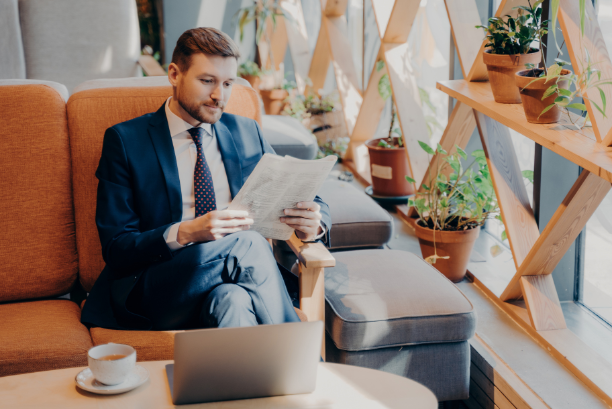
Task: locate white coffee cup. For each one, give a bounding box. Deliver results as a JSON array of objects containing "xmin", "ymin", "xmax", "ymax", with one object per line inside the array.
[{"xmin": 87, "ymin": 343, "xmax": 136, "ymax": 385}]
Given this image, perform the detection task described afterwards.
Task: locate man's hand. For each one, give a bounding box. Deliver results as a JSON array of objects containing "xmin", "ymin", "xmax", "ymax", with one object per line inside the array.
[
  {"xmin": 177, "ymin": 210, "xmax": 253, "ymax": 244},
  {"xmin": 280, "ymin": 201, "xmax": 323, "ymax": 242}
]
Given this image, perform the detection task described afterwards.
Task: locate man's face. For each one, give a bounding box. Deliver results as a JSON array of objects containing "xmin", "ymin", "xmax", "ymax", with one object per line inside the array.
[{"xmin": 168, "ymin": 53, "xmax": 237, "ymax": 124}]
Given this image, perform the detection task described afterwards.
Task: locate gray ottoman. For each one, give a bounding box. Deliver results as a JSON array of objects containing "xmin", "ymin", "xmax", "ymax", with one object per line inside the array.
[
  {"xmin": 325, "ymin": 250, "xmax": 476, "ymax": 402},
  {"xmin": 274, "ymin": 180, "xmax": 394, "ymax": 269},
  {"xmin": 261, "ymin": 115, "xmax": 318, "ymax": 159}
]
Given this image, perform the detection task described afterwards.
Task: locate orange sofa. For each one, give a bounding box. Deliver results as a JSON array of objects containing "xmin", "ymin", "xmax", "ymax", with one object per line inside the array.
[{"xmin": 0, "ymin": 77, "xmax": 331, "ymax": 376}]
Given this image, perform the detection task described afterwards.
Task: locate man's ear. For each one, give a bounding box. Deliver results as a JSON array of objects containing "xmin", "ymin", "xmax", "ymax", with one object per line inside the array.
[{"xmin": 167, "ymin": 63, "xmax": 180, "ymax": 87}]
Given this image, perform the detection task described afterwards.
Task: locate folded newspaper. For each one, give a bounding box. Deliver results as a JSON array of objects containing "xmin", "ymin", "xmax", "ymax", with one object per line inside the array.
[{"xmin": 227, "ymin": 154, "xmax": 337, "ymax": 240}]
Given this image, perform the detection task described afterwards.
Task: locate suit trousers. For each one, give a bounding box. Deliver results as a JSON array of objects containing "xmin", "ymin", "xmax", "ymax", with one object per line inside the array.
[{"xmin": 130, "ymin": 231, "xmax": 300, "ymax": 330}]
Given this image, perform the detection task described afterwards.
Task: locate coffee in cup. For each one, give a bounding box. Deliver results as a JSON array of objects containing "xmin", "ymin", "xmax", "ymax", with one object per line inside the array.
[{"xmin": 87, "ymin": 343, "xmax": 136, "ymax": 385}]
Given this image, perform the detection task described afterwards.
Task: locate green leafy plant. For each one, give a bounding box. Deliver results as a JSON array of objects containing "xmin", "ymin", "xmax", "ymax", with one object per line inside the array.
[
  {"xmin": 376, "ymin": 60, "xmax": 403, "ymax": 149},
  {"xmin": 236, "ymin": 0, "xmax": 289, "ymax": 69},
  {"xmin": 282, "ymin": 89, "xmax": 337, "ymax": 122},
  {"xmin": 534, "ymin": 1, "xmax": 612, "ymax": 129},
  {"xmin": 238, "ymin": 60, "xmax": 262, "ymax": 78},
  {"xmin": 406, "ymin": 143, "xmax": 500, "ymax": 264},
  {"xmin": 476, "ymin": 0, "xmax": 547, "ymax": 57}
]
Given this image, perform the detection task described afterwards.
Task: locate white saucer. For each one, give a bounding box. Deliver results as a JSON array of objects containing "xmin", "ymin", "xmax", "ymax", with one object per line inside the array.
[{"xmin": 75, "ymin": 365, "xmax": 149, "ymax": 395}]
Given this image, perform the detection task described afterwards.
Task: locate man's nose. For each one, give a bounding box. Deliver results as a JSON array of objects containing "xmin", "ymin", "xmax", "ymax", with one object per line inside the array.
[{"xmin": 210, "ymin": 83, "xmax": 223, "ymax": 101}]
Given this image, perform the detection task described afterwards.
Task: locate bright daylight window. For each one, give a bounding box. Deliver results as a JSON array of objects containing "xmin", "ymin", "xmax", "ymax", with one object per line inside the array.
[{"xmin": 580, "ymin": 0, "xmax": 612, "ymax": 326}]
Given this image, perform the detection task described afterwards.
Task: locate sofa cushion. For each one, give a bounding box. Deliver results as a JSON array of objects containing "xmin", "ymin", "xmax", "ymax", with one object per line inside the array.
[
  {"xmin": 90, "ymin": 307, "xmax": 307, "ymax": 361},
  {"xmin": 325, "ymin": 250, "xmax": 476, "ymax": 351},
  {"xmin": 318, "ymin": 180, "xmax": 393, "ymax": 249},
  {"xmin": 0, "ymin": 300, "xmax": 93, "ymax": 376},
  {"xmin": 0, "ymin": 0, "xmax": 26, "ymax": 79},
  {"xmin": 67, "ymin": 78, "xmax": 262, "ymax": 292},
  {"xmin": 19, "ymin": 0, "xmax": 141, "ymax": 93},
  {"xmin": 261, "ymin": 115, "xmax": 318, "ymax": 159},
  {"xmin": 0, "ymin": 81, "xmax": 78, "ymax": 302}
]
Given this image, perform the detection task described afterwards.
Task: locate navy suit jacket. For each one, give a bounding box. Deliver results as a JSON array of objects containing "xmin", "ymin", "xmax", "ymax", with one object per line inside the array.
[{"xmin": 81, "ymin": 103, "xmax": 331, "ymax": 330}]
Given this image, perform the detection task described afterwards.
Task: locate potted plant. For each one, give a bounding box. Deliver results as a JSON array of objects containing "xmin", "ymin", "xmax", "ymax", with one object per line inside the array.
[
  {"xmin": 515, "ymin": 61, "xmax": 572, "ymax": 124},
  {"xmin": 517, "ymin": 1, "xmax": 612, "ymax": 128},
  {"xmin": 405, "ymin": 142, "xmax": 500, "ymax": 282},
  {"xmin": 282, "ymin": 89, "xmax": 349, "ymax": 158},
  {"xmin": 365, "ymin": 60, "xmax": 413, "ymax": 197},
  {"xmin": 476, "ymin": 1, "xmax": 545, "ymax": 104},
  {"xmin": 259, "ymin": 75, "xmax": 295, "ymax": 115},
  {"xmin": 238, "ymin": 60, "xmax": 262, "ymax": 92}
]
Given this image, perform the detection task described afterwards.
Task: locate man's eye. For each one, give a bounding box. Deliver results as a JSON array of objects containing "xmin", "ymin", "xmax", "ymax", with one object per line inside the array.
[
  {"xmin": 224, "ymin": 82, "xmax": 232, "ymax": 87},
  {"xmin": 202, "ymin": 79, "xmax": 213, "ymax": 84}
]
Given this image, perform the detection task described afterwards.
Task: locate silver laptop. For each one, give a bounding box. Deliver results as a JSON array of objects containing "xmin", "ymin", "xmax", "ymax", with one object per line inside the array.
[{"xmin": 166, "ymin": 321, "xmax": 323, "ymax": 405}]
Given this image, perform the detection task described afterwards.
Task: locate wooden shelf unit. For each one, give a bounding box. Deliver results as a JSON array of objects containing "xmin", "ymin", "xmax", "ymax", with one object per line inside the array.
[{"xmin": 437, "ymin": 80, "xmax": 612, "ymax": 182}]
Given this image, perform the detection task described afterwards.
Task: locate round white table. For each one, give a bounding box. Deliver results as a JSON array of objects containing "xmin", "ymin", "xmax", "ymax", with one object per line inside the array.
[{"xmin": 0, "ymin": 361, "xmax": 438, "ymax": 408}]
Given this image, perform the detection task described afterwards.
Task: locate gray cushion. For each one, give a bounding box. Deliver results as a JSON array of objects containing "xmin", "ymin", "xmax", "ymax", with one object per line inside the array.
[
  {"xmin": 318, "ymin": 180, "xmax": 393, "ymax": 249},
  {"xmin": 0, "ymin": 0, "xmax": 26, "ymax": 79},
  {"xmin": 326, "ymin": 338, "xmax": 470, "ymax": 402},
  {"xmin": 0, "ymin": 79, "xmax": 68, "ymax": 102},
  {"xmin": 325, "ymin": 250, "xmax": 476, "ymax": 351},
  {"xmin": 261, "ymin": 115, "xmax": 318, "ymax": 159},
  {"xmin": 19, "ymin": 0, "xmax": 141, "ymax": 93}
]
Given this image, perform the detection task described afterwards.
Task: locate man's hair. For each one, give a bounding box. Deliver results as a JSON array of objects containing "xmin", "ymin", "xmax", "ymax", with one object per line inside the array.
[{"xmin": 171, "ymin": 27, "xmax": 240, "ymax": 72}]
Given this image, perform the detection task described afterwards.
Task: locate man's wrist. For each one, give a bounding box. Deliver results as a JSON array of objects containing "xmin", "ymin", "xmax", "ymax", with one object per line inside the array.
[{"xmin": 177, "ymin": 220, "xmax": 194, "ymax": 245}]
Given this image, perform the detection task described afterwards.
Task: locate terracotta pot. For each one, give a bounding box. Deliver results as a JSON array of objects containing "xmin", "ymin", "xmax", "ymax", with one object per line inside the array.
[
  {"xmin": 413, "ymin": 222, "xmax": 480, "ymax": 282},
  {"xmin": 242, "ymin": 75, "xmax": 260, "ymax": 93},
  {"xmin": 260, "ymin": 89, "xmax": 288, "ymax": 115},
  {"xmin": 483, "ymin": 49, "xmax": 542, "ymax": 104},
  {"xmin": 365, "ymin": 138, "xmax": 414, "ymax": 197},
  {"xmin": 515, "ymin": 69, "xmax": 571, "ymax": 124}
]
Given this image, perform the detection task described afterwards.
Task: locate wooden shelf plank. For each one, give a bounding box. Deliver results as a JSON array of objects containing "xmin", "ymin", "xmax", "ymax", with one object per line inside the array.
[
  {"xmin": 352, "ymin": 48, "xmax": 387, "ymax": 143},
  {"xmin": 371, "ymin": 0, "xmax": 395, "ymax": 40},
  {"xmin": 383, "ymin": 0, "xmax": 420, "ymax": 44},
  {"xmin": 437, "ymin": 80, "xmax": 612, "ymax": 182},
  {"xmin": 520, "ymin": 275, "xmax": 567, "ymax": 331},
  {"xmin": 475, "ymin": 111, "xmax": 540, "ymax": 269},
  {"xmin": 282, "ymin": 0, "xmax": 311, "ymax": 94},
  {"xmin": 307, "ymin": 18, "xmax": 332, "ymax": 92}
]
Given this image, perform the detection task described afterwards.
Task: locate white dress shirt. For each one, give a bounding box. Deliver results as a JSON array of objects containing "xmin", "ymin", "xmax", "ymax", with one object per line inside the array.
[
  {"xmin": 163, "ymin": 97, "xmax": 232, "ymax": 250},
  {"xmin": 162, "ymin": 97, "xmax": 325, "ymax": 250}
]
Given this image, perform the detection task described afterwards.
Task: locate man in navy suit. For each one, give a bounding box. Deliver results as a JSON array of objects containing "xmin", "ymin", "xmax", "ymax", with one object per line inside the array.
[{"xmin": 81, "ymin": 28, "xmax": 331, "ymax": 331}]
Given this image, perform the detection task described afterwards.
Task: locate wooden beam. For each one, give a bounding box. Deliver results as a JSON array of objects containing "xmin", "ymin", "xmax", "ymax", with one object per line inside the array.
[
  {"xmin": 282, "ymin": 0, "xmax": 311, "ymax": 94},
  {"xmin": 383, "ymin": 42, "xmax": 430, "ymax": 186},
  {"xmin": 307, "ymin": 17, "xmax": 331, "ymax": 92},
  {"xmin": 383, "ymin": 0, "xmax": 421, "ymax": 44},
  {"xmin": 352, "ymin": 48, "xmax": 388, "ymax": 143},
  {"xmin": 500, "ymin": 171, "xmax": 611, "ymax": 301},
  {"xmin": 326, "ymin": 15, "xmax": 363, "ymax": 135},
  {"xmin": 558, "ymin": 0, "xmax": 612, "ymax": 145},
  {"xmin": 299, "ymin": 264, "xmax": 326, "ymax": 359},
  {"xmin": 323, "ymin": 0, "xmax": 349, "ymax": 17},
  {"xmin": 287, "ymin": 234, "xmax": 336, "ymax": 269},
  {"xmin": 520, "ymin": 275, "xmax": 567, "ymax": 331},
  {"xmin": 444, "ymin": 0, "xmax": 483, "ymax": 79},
  {"xmin": 138, "ymin": 55, "xmax": 166, "ymax": 76},
  {"xmin": 475, "ymin": 111, "xmax": 540, "ymax": 269},
  {"xmin": 370, "ymin": 0, "xmax": 395, "ymax": 40}
]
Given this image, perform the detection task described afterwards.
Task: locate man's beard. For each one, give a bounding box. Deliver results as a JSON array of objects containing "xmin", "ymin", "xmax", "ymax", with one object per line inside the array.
[{"xmin": 177, "ymin": 95, "xmax": 224, "ymax": 124}]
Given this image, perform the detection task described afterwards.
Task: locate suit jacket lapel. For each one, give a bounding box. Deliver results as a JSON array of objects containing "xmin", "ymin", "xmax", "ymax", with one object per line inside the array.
[
  {"xmin": 213, "ymin": 118, "xmax": 242, "ymax": 198},
  {"xmin": 148, "ymin": 103, "xmax": 183, "ymax": 223}
]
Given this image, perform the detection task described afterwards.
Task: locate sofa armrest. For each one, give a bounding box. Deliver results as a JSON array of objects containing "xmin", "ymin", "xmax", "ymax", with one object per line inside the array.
[
  {"xmin": 284, "ymin": 235, "xmax": 334, "ymax": 360},
  {"xmin": 285, "ymin": 235, "xmax": 335, "ymax": 268}
]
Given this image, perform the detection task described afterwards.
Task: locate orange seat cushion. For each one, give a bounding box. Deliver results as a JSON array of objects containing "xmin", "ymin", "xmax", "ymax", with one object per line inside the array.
[
  {"xmin": 90, "ymin": 308, "xmax": 308, "ymax": 361},
  {"xmin": 67, "ymin": 82, "xmax": 262, "ymax": 292},
  {"xmin": 0, "ymin": 84, "xmax": 78, "ymax": 302},
  {"xmin": 0, "ymin": 300, "xmax": 93, "ymax": 376}
]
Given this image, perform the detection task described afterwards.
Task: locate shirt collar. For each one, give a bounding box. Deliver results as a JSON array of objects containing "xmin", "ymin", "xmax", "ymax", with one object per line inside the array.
[{"xmin": 165, "ymin": 97, "xmax": 213, "ymax": 138}]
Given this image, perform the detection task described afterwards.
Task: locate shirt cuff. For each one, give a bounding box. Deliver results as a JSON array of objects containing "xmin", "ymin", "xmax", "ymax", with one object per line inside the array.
[
  {"xmin": 164, "ymin": 222, "xmax": 189, "ymax": 251},
  {"xmin": 302, "ymin": 222, "xmax": 327, "ymax": 243}
]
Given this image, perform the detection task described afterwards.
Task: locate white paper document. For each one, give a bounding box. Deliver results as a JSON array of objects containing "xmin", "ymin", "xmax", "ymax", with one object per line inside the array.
[{"xmin": 228, "ymin": 154, "xmax": 337, "ymax": 240}]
